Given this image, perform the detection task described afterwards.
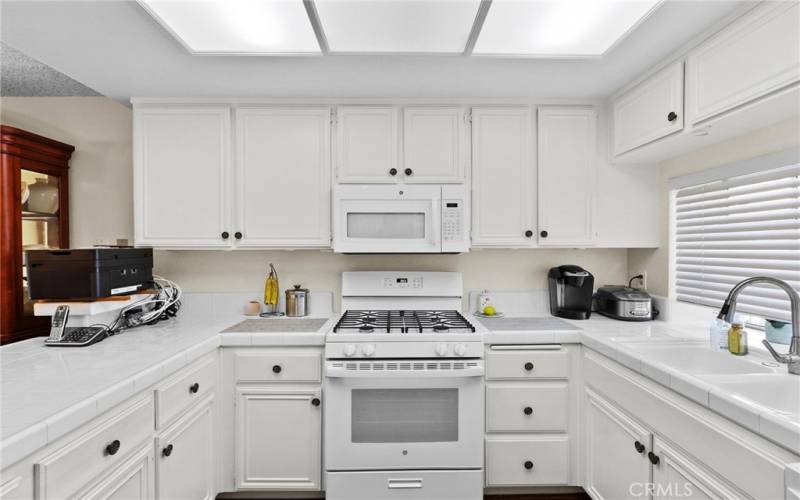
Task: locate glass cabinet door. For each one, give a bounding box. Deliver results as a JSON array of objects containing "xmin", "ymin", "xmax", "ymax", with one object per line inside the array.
[{"xmin": 20, "ymin": 169, "xmax": 62, "ymax": 317}]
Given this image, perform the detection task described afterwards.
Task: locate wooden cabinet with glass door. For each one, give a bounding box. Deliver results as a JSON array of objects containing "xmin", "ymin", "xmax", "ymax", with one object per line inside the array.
[{"xmin": 0, "ymin": 125, "xmax": 73, "ymax": 344}]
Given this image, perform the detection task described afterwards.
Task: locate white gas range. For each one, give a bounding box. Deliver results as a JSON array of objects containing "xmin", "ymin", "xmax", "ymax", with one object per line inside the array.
[{"xmin": 324, "ymin": 271, "xmax": 485, "ymax": 500}]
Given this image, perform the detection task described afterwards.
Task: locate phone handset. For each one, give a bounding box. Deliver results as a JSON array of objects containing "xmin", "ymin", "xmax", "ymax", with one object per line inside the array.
[{"xmin": 48, "ymin": 305, "xmax": 70, "ymax": 341}]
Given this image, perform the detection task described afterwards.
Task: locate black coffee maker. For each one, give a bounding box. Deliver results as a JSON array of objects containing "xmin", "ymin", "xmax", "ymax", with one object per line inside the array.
[{"xmin": 548, "ymin": 265, "xmax": 594, "ymax": 320}]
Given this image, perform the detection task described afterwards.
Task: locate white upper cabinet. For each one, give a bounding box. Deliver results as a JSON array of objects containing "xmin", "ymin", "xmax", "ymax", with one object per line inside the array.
[
  {"xmin": 470, "ymin": 107, "xmax": 536, "ymax": 247},
  {"xmin": 335, "ymin": 106, "xmax": 399, "ymax": 183},
  {"xmin": 134, "ymin": 106, "xmax": 232, "ymax": 247},
  {"xmin": 402, "ymin": 106, "xmax": 465, "ymax": 183},
  {"xmin": 235, "ymin": 107, "xmax": 331, "ymax": 247},
  {"xmin": 537, "ymin": 107, "xmax": 596, "ymax": 247},
  {"xmin": 686, "ymin": 1, "xmax": 800, "ymax": 125},
  {"xmin": 613, "ymin": 61, "xmax": 684, "ymax": 156}
]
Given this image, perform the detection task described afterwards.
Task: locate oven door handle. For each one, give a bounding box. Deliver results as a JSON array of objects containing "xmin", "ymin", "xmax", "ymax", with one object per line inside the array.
[{"xmin": 325, "ymin": 364, "xmax": 484, "ymax": 378}]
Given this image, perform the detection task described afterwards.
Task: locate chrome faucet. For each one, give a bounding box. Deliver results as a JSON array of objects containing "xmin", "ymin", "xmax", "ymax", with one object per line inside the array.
[{"xmin": 718, "ymin": 277, "xmax": 800, "ymax": 375}]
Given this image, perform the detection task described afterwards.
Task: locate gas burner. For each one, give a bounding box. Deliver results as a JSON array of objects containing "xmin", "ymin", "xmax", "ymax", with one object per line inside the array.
[{"xmin": 332, "ymin": 310, "xmax": 476, "ymax": 334}]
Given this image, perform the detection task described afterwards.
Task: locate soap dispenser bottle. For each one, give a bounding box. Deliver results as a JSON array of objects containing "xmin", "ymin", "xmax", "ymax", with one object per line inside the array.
[{"xmin": 709, "ymin": 315, "xmax": 730, "ymax": 351}]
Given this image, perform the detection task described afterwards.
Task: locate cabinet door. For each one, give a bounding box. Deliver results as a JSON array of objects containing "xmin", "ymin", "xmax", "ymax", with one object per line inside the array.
[
  {"xmin": 77, "ymin": 445, "xmax": 154, "ymax": 500},
  {"xmin": 470, "ymin": 107, "xmax": 535, "ymax": 247},
  {"xmin": 235, "ymin": 107, "xmax": 331, "ymax": 247},
  {"xmin": 686, "ymin": 1, "xmax": 800, "ymax": 125},
  {"xmin": 585, "ymin": 390, "xmax": 651, "ymax": 500},
  {"xmin": 156, "ymin": 397, "xmax": 215, "ymax": 500},
  {"xmin": 613, "ymin": 61, "xmax": 684, "ymax": 156},
  {"xmin": 403, "ymin": 106, "xmax": 465, "ymax": 183},
  {"xmin": 336, "ymin": 106, "xmax": 398, "ymax": 183},
  {"xmin": 235, "ymin": 387, "xmax": 321, "ymax": 490},
  {"xmin": 134, "ymin": 106, "xmax": 232, "ymax": 247},
  {"xmin": 651, "ymin": 437, "xmax": 741, "ymax": 500},
  {"xmin": 537, "ymin": 107, "xmax": 596, "ymax": 247}
]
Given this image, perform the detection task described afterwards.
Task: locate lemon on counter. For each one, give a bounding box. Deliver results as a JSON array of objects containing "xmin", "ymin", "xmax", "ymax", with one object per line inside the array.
[{"xmin": 483, "ymin": 305, "xmax": 497, "ymax": 316}]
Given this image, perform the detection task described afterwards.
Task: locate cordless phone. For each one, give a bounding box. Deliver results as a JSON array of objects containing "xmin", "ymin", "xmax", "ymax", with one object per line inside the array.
[{"xmin": 48, "ymin": 305, "xmax": 70, "ymax": 341}]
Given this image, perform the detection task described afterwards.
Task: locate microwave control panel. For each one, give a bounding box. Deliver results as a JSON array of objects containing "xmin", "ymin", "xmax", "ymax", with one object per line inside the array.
[{"xmin": 442, "ymin": 200, "xmax": 464, "ymax": 242}]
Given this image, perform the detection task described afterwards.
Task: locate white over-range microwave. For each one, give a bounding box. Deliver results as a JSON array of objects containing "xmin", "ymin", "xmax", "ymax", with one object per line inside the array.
[{"xmin": 332, "ymin": 185, "xmax": 470, "ymax": 253}]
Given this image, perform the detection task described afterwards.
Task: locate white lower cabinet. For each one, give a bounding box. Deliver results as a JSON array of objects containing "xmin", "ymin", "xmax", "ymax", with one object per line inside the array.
[
  {"xmin": 155, "ymin": 396, "xmax": 215, "ymax": 500},
  {"xmin": 486, "ymin": 437, "xmax": 569, "ymax": 487},
  {"xmin": 484, "ymin": 345, "xmax": 575, "ymax": 488},
  {"xmin": 34, "ymin": 396, "xmax": 155, "ymax": 499},
  {"xmin": 77, "ymin": 445, "xmax": 154, "ymax": 500},
  {"xmin": 585, "ymin": 389, "xmax": 652, "ymax": 500},
  {"xmin": 583, "ymin": 349, "xmax": 798, "ymax": 500},
  {"xmin": 651, "ymin": 437, "xmax": 740, "ymax": 500},
  {"xmin": 585, "ymin": 389, "xmax": 741, "ymax": 500},
  {"xmin": 486, "ymin": 383, "xmax": 568, "ymax": 432},
  {"xmin": 234, "ymin": 387, "xmax": 321, "ymax": 490}
]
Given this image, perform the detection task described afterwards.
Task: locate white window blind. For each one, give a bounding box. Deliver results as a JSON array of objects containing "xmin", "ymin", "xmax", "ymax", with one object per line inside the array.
[{"xmin": 674, "ymin": 163, "xmax": 800, "ymax": 322}]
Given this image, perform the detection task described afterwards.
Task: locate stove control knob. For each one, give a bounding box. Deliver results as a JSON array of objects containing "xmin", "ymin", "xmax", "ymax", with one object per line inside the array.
[
  {"xmin": 454, "ymin": 344, "xmax": 467, "ymax": 357},
  {"xmin": 361, "ymin": 344, "xmax": 376, "ymax": 357},
  {"xmin": 435, "ymin": 343, "xmax": 449, "ymax": 357},
  {"xmin": 343, "ymin": 344, "xmax": 357, "ymax": 357}
]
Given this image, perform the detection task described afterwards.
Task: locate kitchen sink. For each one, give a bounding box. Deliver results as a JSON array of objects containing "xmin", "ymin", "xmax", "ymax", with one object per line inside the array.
[
  {"xmin": 617, "ymin": 344, "xmax": 776, "ymax": 375},
  {"xmin": 699, "ymin": 374, "xmax": 800, "ymax": 416}
]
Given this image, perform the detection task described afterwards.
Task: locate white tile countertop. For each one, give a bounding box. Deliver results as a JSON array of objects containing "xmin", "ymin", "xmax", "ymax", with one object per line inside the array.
[
  {"xmin": 2, "ymin": 290, "xmax": 798, "ymax": 471},
  {"xmin": 0, "ymin": 292, "xmax": 333, "ymax": 469},
  {"xmin": 477, "ymin": 310, "xmax": 800, "ymax": 456}
]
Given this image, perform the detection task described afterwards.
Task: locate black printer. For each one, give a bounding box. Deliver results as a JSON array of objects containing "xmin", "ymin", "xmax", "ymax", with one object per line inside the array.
[{"xmin": 26, "ymin": 247, "xmax": 153, "ymax": 300}]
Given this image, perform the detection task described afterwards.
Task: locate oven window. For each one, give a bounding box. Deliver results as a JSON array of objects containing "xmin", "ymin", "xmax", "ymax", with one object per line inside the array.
[
  {"xmin": 351, "ymin": 389, "xmax": 458, "ymax": 443},
  {"xmin": 347, "ymin": 213, "xmax": 426, "ymax": 239}
]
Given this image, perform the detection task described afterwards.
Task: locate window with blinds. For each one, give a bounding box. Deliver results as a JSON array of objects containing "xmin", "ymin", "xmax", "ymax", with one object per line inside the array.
[{"xmin": 674, "ymin": 163, "xmax": 800, "ymax": 322}]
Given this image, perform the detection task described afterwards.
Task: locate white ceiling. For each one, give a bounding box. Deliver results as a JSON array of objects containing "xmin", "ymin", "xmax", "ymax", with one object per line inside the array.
[{"xmin": 0, "ymin": 0, "xmax": 751, "ymax": 103}]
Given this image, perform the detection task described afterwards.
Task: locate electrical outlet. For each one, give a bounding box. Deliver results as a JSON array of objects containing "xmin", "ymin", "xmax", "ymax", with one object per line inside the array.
[{"xmin": 631, "ymin": 272, "xmax": 647, "ymax": 290}]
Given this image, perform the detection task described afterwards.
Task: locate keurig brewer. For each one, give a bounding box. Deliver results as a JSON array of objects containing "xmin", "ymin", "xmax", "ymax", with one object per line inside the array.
[{"xmin": 548, "ymin": 265, "xmax": 594, "ymax": 320}]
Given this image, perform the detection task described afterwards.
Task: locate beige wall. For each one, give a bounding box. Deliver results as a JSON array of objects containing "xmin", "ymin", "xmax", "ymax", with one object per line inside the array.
[
  {"xmin": 627, "ymin": 117, "xmax": 800, "ymax": 296},
  {"xmin": 155, "ymin": 248, "xmax": 628, "ymax": 306},
  {"xmin": 1, "ymin": 96, "xmax": 134, "ymax": 247}
]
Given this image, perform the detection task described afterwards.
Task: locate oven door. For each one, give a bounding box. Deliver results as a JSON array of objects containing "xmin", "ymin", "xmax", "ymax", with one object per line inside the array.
[
  {"xmin": 324, "ymin": 360, "xmax": 484, "ymax": 471},
  {"xmin": 333, "ymin": 185, "xmax": 441, "ymax": 253}
]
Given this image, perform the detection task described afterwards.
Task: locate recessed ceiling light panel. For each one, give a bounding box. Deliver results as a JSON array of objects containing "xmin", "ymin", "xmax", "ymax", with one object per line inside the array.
[
  {"xmin": 473, "ymin": 0, "xmax": 663, "ymax": 56},
  {"xmin": 139, "ymin": 0, "xmax": 321, "ymax": 54},
  {"xmin": 315, "ymin": 0, "xmax": 482, "ymax": 53}
]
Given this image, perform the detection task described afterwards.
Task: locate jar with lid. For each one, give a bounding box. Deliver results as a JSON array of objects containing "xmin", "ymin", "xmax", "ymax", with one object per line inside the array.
[
  {"xmin": 727, "ymin": 322, "xmax": 748, "ymax": 356},
  {"xmin": 285, "ymin": 285, "xmax": 309, "ymax": 317}
]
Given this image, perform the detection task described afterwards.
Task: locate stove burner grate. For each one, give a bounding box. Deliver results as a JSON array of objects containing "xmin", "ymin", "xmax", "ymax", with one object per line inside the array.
[{"xmin": 332, "ymin": 309, "xmax": 476, "ymax": 333}]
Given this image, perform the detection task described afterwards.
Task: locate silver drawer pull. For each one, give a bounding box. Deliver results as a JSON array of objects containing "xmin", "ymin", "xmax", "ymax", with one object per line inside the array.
[
  {"xmin": 490, "ymin": 344, "xmax": 562, "ymax": 351},
  {"xmin": 388, "ymin": 478, "xmax": 423, "ymax": 489}
]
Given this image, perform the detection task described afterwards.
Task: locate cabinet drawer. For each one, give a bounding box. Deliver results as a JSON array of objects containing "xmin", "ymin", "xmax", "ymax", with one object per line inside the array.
[
  {"xmin": 35, "ymin": 395, "xmax": 154, "ymax": 499},
  {"xmin": 486, "ymin": 437, "xmax": 569, "ymax": 486},
  {"xmin": 486, "ymin": 383, "xmax": 568, "ymax": 432},
  {"xmin": 156, "ymin": 354, "xmax": 217, "ymax": 428},
  {"xmin": 486, "ymin": 349, "xmax": 568, "ymax": 380},
  {"xmin": 234, "ymin": 349, "xmax": 321, "ymax": 383},
  {"xmin": 326, "ymin": 469, "xmax": 484, "ymax": 500}
]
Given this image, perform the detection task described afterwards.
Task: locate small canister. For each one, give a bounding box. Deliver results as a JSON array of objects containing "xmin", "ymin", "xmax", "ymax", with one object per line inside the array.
[{"xmin": 285, "ymin": 285, "xmax": 309, "ymax": 317}]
